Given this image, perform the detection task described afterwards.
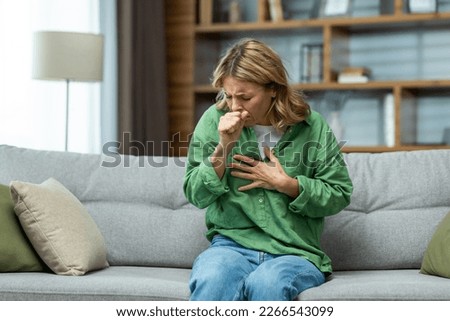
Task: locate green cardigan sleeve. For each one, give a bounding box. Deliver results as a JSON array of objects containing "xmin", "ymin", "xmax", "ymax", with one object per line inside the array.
[
  {"xmin": 288, "ymin": 118, "xmax": 353, "ymax": 218},
  {"xmin": 183, "ymin": 106, "xmax": 230, "ymax": 209}
]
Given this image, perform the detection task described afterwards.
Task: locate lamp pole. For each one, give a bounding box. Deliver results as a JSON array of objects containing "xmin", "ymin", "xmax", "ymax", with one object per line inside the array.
[{"xmin": 65, "ymin": 79, "xmax": 70, "ymax": 151}]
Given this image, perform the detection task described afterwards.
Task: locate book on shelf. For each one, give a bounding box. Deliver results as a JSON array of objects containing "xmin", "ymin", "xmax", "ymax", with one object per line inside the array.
[
  {"xmin": 383, "ymin": 93, "xmax": 395, "ymax": 147},
  {"xmin": 408, "ymin": 0, "xmax": 437, "ymax": 13},
  {"xmin": 337, "ymin": 74, "xmax": 370, "ymax": 83},
  {"xmin": 337, "ymin": 66, "xmax": 371, "ymax": 83},
  {"xmin": 300, "ymin": 43, "xmax": 323, "ymax": 83},
  {"xmin": 268, "ymin": 0, "xmax": 284, "ymax": 22},
  {"xmin": 229, "ymin": 0, "xmax": 241, "ymax": 23},
  {"xmin": 322, "ymin": 0, "xmax": 352, "ymax": 17},
  {"xmin": 341, "ymin": 66, "xmax": 371, "ymax": 75}
]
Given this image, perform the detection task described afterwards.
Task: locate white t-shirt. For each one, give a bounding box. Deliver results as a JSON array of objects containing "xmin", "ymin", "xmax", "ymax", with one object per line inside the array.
[{"xmin": 252, "ymin": 124, "xmax": 283, "ymax": 159}]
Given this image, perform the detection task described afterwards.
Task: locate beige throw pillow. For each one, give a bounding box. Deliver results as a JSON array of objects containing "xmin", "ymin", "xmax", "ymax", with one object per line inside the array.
[{"xmin": 10, "ymin": 178, "xmax": 109, "ymax": 276}]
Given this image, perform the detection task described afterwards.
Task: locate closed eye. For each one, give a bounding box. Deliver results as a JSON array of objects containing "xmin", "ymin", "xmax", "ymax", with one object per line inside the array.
[{"xmin": 224, "ymin": 94, "xmax": 251, "ymax": 101}]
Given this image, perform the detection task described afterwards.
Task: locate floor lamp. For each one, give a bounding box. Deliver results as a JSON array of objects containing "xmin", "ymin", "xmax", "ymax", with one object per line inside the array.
[{"xmin": 32, "ymin": 31, "xmax": 104, "ymax": 151}]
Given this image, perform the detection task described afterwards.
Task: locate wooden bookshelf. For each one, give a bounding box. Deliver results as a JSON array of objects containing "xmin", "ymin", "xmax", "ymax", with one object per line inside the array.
[{"xmin": 166, "ymin": 0, "xmax": 450, "ymax": 155}]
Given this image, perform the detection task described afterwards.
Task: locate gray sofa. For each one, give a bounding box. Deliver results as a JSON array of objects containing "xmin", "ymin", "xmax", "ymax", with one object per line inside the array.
[{"xmin": 0, "ymin": 144, "xmax": 449, "ymax": 300}]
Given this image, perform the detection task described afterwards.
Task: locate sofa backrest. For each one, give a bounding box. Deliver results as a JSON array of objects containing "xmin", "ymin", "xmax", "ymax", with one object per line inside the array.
[
  {"xmin": 0, "ymin": 145, "xmax": 209, "ymax": 269},
  {"xmin": 1, "ymin": 145, "xmax": 449, "ymax": 271},
  {"xmin": 322, "ymin": 150, "xmax": 450, "ymax": 271}
]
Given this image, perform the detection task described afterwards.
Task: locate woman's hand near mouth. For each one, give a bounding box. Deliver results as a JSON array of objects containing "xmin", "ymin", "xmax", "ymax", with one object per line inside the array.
[{"xmin": 211, "ymin": 110, "xmax": 249, "ymax": 179}]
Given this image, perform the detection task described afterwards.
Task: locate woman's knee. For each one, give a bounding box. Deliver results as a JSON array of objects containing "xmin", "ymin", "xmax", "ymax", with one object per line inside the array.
[
  {"xmin": 244, "ymin": 256, "xmax": 325, "ymax": 300},
  {"xmin": 244, "ymin": 266, "xmax": 294, "ymax": 300},
  {"xmin": 189, "ymin": 247, "xmax": 251, "ymax": 300}
]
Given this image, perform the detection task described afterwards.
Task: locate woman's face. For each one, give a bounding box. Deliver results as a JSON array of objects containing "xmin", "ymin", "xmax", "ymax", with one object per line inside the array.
[{"xmin": 222, "ymin": 76, "xmax": 275, "ymax": 126}]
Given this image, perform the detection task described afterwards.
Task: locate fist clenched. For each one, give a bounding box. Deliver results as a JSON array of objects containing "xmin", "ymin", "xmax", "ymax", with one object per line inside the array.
[
  {"xmin": 217, "ymin": 110, "xmax": 250, "ymax": 154},
  {"xmin": 219, "ymin": 110, "xmax": 248, "ymax": 135}
]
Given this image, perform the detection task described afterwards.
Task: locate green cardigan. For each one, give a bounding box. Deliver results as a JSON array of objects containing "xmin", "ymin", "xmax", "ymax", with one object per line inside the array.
[{"xmin": 183, "ymin": 105, "xmax": 353, "ymax": 274}]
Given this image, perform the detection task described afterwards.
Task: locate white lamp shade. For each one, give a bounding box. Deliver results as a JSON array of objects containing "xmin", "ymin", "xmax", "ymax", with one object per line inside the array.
[{"xmin": 32, "ymin": 31, "xmax": 104, "ymax": 82}]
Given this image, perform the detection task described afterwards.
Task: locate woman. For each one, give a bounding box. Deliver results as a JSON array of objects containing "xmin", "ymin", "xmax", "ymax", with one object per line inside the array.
[{"xmin": 183, "ymin": 38, "xmax": 353, "ymax": 301}]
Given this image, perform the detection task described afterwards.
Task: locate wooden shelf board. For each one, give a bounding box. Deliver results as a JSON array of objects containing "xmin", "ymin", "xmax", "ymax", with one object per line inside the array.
[
  {"xmin": 195, "ymin": 19, "xmax": 324, "ymax": 33},
  {"xmin": 195, "ymin": 12, "xmax": 450, "ymax": 33},
  {"xmin": 298, "ymin": 79, "xmax": 450, "ymax": 91},
  {"xmin": 326, "ymin": 12, "xmax": 450, "ymax": 28},
  {"xmin": 195, "ymin": 80, "xmax": 450, "ymax": 94}
]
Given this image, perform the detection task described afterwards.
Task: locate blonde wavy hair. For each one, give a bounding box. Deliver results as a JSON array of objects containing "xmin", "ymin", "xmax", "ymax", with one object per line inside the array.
[{"xmin": 212, "ymin": 38, "xmax": 310, "ymax": 131}]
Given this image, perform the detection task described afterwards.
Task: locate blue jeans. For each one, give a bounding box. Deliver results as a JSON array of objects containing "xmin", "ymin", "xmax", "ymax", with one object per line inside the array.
[{"xmin": 189, "ymin": 235, "xmax": 325, "ymax": 301}]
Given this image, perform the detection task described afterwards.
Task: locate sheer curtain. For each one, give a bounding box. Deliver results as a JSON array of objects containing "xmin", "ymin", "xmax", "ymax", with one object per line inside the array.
[{"xmin": 0, "ymin": 0, "xmax": 101, "ymax": 153}]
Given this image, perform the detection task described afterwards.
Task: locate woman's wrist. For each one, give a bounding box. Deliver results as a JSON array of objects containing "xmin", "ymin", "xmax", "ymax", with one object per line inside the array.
[
  {"xmin": 276, "ymin": 176, "xmax": 300, "ymax": 198},
  {"xmin": 210, "ymin": 143, "xmax": 232, "ymax": 180}
]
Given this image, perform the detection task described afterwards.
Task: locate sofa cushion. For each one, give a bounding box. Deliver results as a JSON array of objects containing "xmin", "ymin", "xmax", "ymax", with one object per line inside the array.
[
  {"xmin": 420, "ymin": 211, "xmax": 450, "ymax": 278},
  {"xmin": 0, "ymin": 145, "xmax": 210, "ymax": 269},
  {"xmin": 0, "ymin": 184, "xmax": 46, "ymax": 272},
  {"xmin": 10, "ymin": 178, "xmax": 109, "ymax": 276},
  {"xmin": 299, "ymin": 270, "xmax": 450, "ymax": 300},
  {"xmin": 321, "ymin": 151, "xmax": 450, "ymax": 271},
  {"xmin": 0, "ymin": 266, "xmax": 191, "ymax": 300}
]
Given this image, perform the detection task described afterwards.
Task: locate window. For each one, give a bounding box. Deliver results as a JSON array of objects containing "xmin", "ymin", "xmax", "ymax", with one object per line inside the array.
[{"xmin": 0, "ymin": 0, "xmax": 101, "ymax": 153}]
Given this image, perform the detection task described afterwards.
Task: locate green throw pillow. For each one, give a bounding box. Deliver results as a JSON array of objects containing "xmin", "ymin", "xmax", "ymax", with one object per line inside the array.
[
  {"xmin": 420, "ymin": 211, "xmax": 450, "ymax": 278},
  {"xmin": 0, "ymin": 184, "xmax": 46, "ymax": 272}
]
